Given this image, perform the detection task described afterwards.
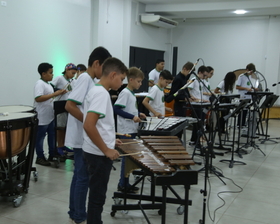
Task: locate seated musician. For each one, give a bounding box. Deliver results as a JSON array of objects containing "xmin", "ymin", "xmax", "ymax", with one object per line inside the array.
[
  {"xmin": 214, "ymin": 71, "xmax": 236, "ymax": 133},
  {"xmin": 142, "ymin": 70, "xmax": 173, "ymax": 117},
  {"xmin": 113, "ymin": 67, "xmax": 146, "ymax": 193},
  {"xmin": 187, "ymin": 66, "xmax": 209, "ymax": 146},
  {"xmin": 236, "ymin": 63, "xmax": 258, "ymax": 127}
]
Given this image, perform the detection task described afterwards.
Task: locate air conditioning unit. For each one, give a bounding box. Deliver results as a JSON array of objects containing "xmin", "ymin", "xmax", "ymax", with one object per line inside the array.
[{"xmin": 140, "ymin": 14, "xmax": 178, "ymax": 28}]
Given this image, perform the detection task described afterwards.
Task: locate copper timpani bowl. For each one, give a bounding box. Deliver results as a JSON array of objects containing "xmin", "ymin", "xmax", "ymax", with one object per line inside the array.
[{"xmin": 0, "ymin": 112, "xmax": 35, "ymax": 159}]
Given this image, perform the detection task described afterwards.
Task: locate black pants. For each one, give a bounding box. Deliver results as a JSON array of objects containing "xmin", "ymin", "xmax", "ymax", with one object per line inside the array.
[
  {"xmin": 174, "ymin": 102, "xmax": 187, "ymax": 139},
  {"xmin": 191, "ymin": 108, "xmax": 206, "ymax": 143},
  {"xmin": 84, "ymin": 152, "xmax": 113, "ymax": 224},
  {"xmin": 238, "ymin": 109, "xmax": 248, "ymax": 127}
]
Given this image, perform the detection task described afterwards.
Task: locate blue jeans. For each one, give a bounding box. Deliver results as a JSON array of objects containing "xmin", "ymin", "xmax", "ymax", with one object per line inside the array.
[
  {"xmin": 84, "ymin": 152, "xmax": 113, "ymax": 224},
  {"xmin": 35, "ymin": 120, "xmax": 55, "ymax": 158},
  {"xmin": 118, "ymin": 134, "xmax": 137, "ymax": 187},
  {"xmin": 68, "ymin": 148, "xmax": 89, "ymax": 223}
]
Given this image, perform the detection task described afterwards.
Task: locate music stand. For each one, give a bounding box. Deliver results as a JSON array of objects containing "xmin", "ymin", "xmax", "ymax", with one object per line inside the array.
[
  {"xmin": 220, "ymin": 100, "xmax": 248, "ymax": 168},
  {"xmin": 259, "ymin": 94, "xmax": 279, "ymax": 144},
  {"xmin": 238, "ymin": 92, "xmax": 266, "ymax": 156}
]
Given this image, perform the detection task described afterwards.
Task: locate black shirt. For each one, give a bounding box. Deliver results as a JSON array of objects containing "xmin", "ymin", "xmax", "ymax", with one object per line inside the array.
[{"xmin": 166, "ymin": 72, "xmax": 190, "ymax": 103}]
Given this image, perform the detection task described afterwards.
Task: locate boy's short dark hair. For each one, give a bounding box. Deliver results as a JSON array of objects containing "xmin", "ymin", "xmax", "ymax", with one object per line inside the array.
[
  {"xmin": 182, "ymin": 62, "xmax": 194, "ymax": 71},
  {"xmin": 77, "ymin": 64, "xmax": 87, "ymax": 71},
  {"xmin": 246, "ymin": 63, "xmax": 256, "ymax": 72},
  {"xmin": 102, "ymin": 57, "xmax": 128, "ymax": 77},
  {"xmin": 127, "ymin": 67, "xmax": 144, "ymax": 80},
  {"xmin": 207, "ymin": 66, "xmax": 214, "ymax": 72},
  {"xmin": 156, "ymin": 59, "xmax": 165, "ymax": 64},
  {"xmin": 159, "ymin": 70, "xmax": 173, "ymax": 80},
  {"xmin": 88, "ymin": 46, "xmax": 112, "ymax": 67},
  {"xmin": 198, "ymin": 65, "xmax": 209, "ymax": 74},
  {"xmin": 38, "ymin": 63, "xmax": 53, "ymax": 76}
]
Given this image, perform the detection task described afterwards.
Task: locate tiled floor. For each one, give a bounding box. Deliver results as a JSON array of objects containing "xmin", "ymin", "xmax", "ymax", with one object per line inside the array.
[{"xmin": 1, "ymin": 120, "xmax": 280, "ymax": 224}]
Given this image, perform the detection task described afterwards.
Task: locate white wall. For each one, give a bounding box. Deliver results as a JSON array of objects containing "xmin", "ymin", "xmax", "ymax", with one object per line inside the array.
[
  {"xmin": 130, "ymin": 1, "xmax": 171, "ymax": 70},
  {"xmin": 92, "ymin": 0, "xmax": 132, "ymax": 65},
  {"xmin": 0, "ymin": 0, "xmax": 91, "ymax": 106},
  {"xmin": 2, "ymin": 0, "xmax": 280, "ymax": 106},
  {"xmin": 172, "ymin": 16, "xmax": 280, "ymax": 100}
]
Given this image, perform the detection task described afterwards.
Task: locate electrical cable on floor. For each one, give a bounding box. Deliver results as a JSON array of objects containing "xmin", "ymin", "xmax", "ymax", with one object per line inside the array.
[{"xmin": 207, "ymin": 174, "xmax": 243, "ymax": 223}]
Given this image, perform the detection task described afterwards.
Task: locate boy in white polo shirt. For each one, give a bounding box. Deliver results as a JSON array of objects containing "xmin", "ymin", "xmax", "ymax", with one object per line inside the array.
[
  {"xmin": 236, "ymin": 63, "xmax": 257, "ymax": 127},
  {"xmin": 114, "ymin": 67, "xmax": 146, "ymax": 192},
  {"xmin": 143, "ymin": 70, "xmax": 173, "ymax": 117},
  {"xmin": 51, "ymin": 63, "xmax": 77, "ymax": 156},
  {"xmin": 83, "ymin": 57, "xmax": 128, "ymax": 224},
  {"xmin": 34, "ymin": 63, "xmax": 66, "ymax": 166},
  {"xmin": 148, "ymin": 59, "xmax": 165, "ymax": 91},
  {"xmin": 187, "ymin": 65, "xmax": 210, "ymax": 146},
  {"xmin": 65, "ymin": 47, "xmax": 111, "ymax": 224}
]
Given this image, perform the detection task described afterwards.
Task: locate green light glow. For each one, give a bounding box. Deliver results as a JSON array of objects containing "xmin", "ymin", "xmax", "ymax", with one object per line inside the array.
[{"xmin": 51, "ymin": 44, "xmax": 71, "ymax": 79}]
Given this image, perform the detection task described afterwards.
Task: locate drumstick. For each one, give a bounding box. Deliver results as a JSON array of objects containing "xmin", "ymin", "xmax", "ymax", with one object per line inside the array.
[
  {"xmin": 119, "ymin": 151, "xmax": 146, "ymax": 157},
  {"xmin": 116, "ymin": 133, "xmax": 132, "ymax": 137},
  {"xmin": 121, "ymin": 141, "xmax": 141, "ymax": 145}
]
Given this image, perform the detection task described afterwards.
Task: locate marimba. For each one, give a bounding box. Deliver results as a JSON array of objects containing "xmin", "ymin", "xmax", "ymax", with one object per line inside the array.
[
  {"xmin": 111, "ymin": 136, "xmax": 198, "ymax": 224},
  {"xmin": 138, "ymin": 116, "xmax": 196, "ymax": 148},
  {"xmin": 138, "ymin": 116, "xmax": 196, "ymax": 136}
]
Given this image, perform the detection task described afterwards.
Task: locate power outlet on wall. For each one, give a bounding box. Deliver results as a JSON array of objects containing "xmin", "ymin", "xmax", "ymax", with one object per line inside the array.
[{"xmin": 1, "ymin": 1, "xmax": 7, "ymax": 7}]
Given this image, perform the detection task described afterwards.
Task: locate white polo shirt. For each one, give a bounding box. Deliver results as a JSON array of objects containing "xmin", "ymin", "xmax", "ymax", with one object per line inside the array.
[
  {"xmin": 115, "ymin": 88, "xmax": 139, "ymax": 134},
  {"xmin": 188, "ymin": 79, "xmax": 203, "ymax": 101},
  {"xmin": 51, "ymin": 75, "xmax": 73, "ymax": 100},
  {"xmin": 83, "ymin": 84, "xmax": 116, "ymax": 156},
  {"xmin": 64, "ymin": 72, "xmax": 96, "ymax": 148},
  {"xmin": 202, "ymin": 79, "xmax": 210, "ymax": 101},
  {"xmin": 236, "ymin": 73, "xmax": 254, "ymax": 99},
  {"xmin": 34, "ymin": 79, "xmax": 54, "ymax": 125},
  {"xmin": 146, "ymin": 85, "xmax": 165, "ymax": 117},
  {"xmin": 148, "ymin": 68, "xmax": 160, "ymax": 85}
]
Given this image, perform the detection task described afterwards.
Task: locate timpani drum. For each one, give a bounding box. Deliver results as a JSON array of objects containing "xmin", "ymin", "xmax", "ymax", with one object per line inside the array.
[
  {"xmin": 0, "ymin": 112, "xmax": 36, "ymax": 159},
  {"xmin": 0, "ymin": 105, "xmax": 34, "ymax": 113}
]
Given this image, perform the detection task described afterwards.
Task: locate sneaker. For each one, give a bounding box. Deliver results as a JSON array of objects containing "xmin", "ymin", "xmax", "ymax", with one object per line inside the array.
[
  {"xmin": 48, "ymin": 156, "xmax": 54, "ymax": 162},
  {"xmin": 57, "ymin": 147, "xmax": 65, "ymax": 156},
  {"xmin": 72, "ymin": 220, "xmax": 86, "ymax": 224},
  {"xmin": 36, "ymin": 157, "xmax": 51, "ymax": 166},
  {"xmin": 189, "ymin": 141, "xmax": 195, "ymax": 146},
  {"xmin": 117, "ymin": 184, "xmax": 139, "ymax": 193},
  {"xmin": 64, "ymin": 146, "xmax": 74, "ymax": 156}
]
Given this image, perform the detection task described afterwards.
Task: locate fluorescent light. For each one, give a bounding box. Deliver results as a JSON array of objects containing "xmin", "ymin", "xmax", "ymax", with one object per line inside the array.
[{"xmin": 234, "ymin": 10, "xmax": 248, "ymax": 15}]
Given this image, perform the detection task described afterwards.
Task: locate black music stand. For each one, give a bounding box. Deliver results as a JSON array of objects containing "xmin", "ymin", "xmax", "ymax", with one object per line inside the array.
[
  {"xmin": 238, "ymin": 92, "xmax": 266, "ymax": 156},
  {"xmin": 220, "ymin": 100, "xmax": 248, "ymax": 168},
  {"xmin": 259, "ymin": 94, "xmax": 279, "ymax": 144}
]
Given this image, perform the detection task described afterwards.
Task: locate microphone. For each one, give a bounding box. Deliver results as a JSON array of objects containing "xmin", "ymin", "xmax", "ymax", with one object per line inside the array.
[
  {"xmin": 173, "ymin": 78, "xmax": 196, "ymax": 97},
  {"xmin": 272, "ymin": 82, "xmax": 280, "ymax": 87}
]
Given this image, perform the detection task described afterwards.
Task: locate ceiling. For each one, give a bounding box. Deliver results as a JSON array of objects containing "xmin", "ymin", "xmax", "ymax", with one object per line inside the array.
[{"xmin": 138, "ymin": 0, "xmax": 280, "ymax": 21}]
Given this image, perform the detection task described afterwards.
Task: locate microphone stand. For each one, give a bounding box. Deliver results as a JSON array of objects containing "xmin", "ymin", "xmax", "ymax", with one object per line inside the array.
[
  {"xmin": 238, "ymin": 73, "xmax": 266, "ymax": 156},
  {"xmin": 186, "ymin": 71, "xmax": 226, "ymax": 224}
]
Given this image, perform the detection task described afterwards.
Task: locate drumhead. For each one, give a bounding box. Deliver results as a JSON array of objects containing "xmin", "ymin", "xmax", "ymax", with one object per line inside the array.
[
  {"xmin": 0, "ymin": 112, "xmax": 35, "ymax": 121},
  {"xmin": 0, "ymin": 105, "xmax": 34, "ymax": 113}
]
